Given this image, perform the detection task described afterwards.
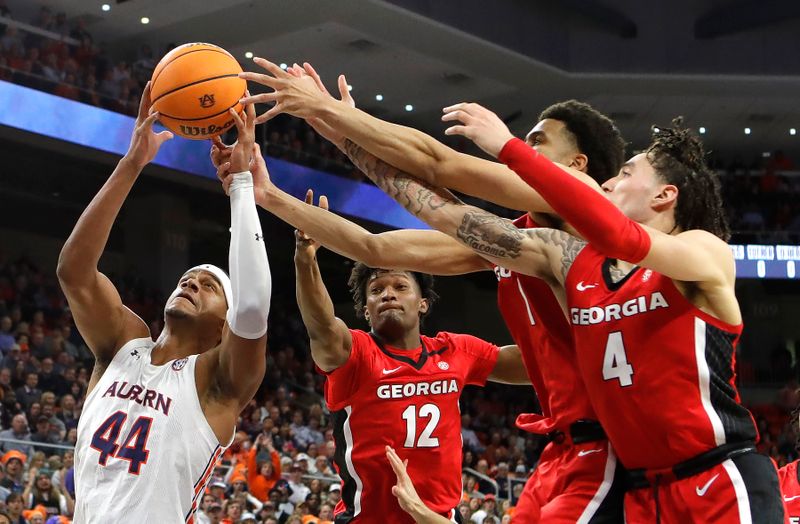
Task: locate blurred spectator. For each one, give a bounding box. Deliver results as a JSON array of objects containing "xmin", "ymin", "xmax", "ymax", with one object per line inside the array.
[{"xmin": 0, "ymin": 416, "xmax": 32, "ymax": 456}]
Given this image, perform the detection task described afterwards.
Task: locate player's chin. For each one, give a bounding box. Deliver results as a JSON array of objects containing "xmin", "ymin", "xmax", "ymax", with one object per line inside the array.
[{"xmin": 164, "ymin": 304, "xmax": 192, "ymax": 319}]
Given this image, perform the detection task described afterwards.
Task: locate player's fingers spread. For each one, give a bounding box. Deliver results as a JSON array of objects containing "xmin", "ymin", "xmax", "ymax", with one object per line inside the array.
[
  {"xmin": 444, "ymin": 125, "xmax": 469, "ymax": 137},
  {"xmin": 229, "ymin": 107, "xmax": 245, "ymax": 130},
  {"xmin": 137, "ymin": 81, "xmax": 152, "ymax": 121},
  {"xmin": 304, "ymin": 63, "xmax": 329, "ymax": 95},
  {"xmin": 305, "ymin": 189, "xmax": 314, "ymax": 204},
  {"xmin": 441, "ymin": 110, "xmax": 468, "ymax": 123},
  {"xmin": 338, "ymin": 75, "xmax": 354, "ymax": 106},
  {"xmin": 319, "ymin": 195, "xmax": 329, "ymax": 210},
  {"xmin": 140, "ymin": 111, "xmax": 160, "ymax": 132},
  {"xmin": 240, "ymin": 92, "xmax": 278, "ymax": 106},
  {"xmin": 238, "ymin": 71, "xmax": 280, "ymax": 89},
  {"xmin": 156, "ymin": 130, "xmax": 173, "ymax": 143},
  {"xmin": 252, "ymin": 57, "xmax": 289, "ymax": 78},
  {"xmin": 442, "ymin": 102, "xmax": 467, "ymax": 114},
  {"xmin": 259, "ymin": 105, "xmax": 282, "ymax": 123}
]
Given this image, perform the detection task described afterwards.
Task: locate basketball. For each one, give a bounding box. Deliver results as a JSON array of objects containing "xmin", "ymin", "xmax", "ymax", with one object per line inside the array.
[{"xmin": 150, "ymin": 42, "xmax": 246, "ymax": 140}]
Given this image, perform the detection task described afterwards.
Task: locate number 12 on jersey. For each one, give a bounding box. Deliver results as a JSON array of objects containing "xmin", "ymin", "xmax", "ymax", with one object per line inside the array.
[
  {"xmin": 402, "ymin": 404, "xmax": 441, "ymax": 448},
  {"xmin": 90, "ymin": 410, "xmax": 153, "ymax": 474},
  {"xmin": 602, "ymin": 331, "xmax": 634, "ymax": 387}
]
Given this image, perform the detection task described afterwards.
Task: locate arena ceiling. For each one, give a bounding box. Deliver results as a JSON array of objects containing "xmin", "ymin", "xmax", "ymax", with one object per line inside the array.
[{"xmin": 26, "ymin": 0, "xmax": 800, "ymax": 159}]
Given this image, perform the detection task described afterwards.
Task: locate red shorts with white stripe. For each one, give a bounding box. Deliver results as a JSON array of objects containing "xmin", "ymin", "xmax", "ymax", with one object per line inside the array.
[
  {"xmin": 512, "ymin": 439, "xmax": 624, "ymax": 523},
  {"xmin": 624, "ymin": 451, "xmax": 785, "ymax": 524}
]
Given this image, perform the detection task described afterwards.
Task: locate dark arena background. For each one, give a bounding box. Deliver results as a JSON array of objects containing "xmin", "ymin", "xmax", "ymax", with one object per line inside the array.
[{"xmin": 1, "ymin": 1, "xmax": 799, "ymax": 523}]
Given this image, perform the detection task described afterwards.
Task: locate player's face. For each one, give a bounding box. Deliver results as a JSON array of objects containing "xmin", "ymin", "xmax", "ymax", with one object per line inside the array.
[
  {"xmin": 525, "ymin": 119, "xmax": 582, "ymax": 168},
  {"xmin": 602, "ymin": 153, "xmax": 674, "ymax": 223},
  {"xmin": 165, "ymin": 270, "xmax": 227, "ymax": 323},
  {"xmin": 363, "ymin": 271, "xmax": 428, "ymax": 337}
]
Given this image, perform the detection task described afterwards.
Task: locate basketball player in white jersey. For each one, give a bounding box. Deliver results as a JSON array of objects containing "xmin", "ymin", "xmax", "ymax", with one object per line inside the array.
[{"xmin": 57, "ymin": 86, "xmax": 272, "ymax": 522}]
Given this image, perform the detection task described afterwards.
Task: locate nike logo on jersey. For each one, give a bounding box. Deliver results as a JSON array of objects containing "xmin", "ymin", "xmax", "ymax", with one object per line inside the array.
[
  {"xmin": 695, "ymin": 474, "xmax": 719, "ymax": 496},
  {"xmin": 577, "ymin": 448, "xmax": 603, "ymax": 457},
  {"xmin": 784, "ymin": 494, "xmax": 800, "ymax": 502},
  {"xmin": 576, "ymin": 281, "xmax": 598, "ymax": 291},
  {"xmin": 382, "ymin": 366, "xmax": 403, "ymax": 375}
]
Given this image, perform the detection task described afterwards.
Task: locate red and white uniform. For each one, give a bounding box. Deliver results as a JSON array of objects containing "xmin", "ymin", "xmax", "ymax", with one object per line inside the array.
[
  {"xmin": 498, "ymin": 215, "xmax": 623, "ymax": 523},
  {"xmin": 779, "ymin": 461, "xmax": 800, "ymax": 523},
  {"xmin": 322, "ymin": 329, "xmax": 499, "ymax": 523},
  {"xmin": 566, "ymin": 246, "xmax": 785, "ymax": 523}
]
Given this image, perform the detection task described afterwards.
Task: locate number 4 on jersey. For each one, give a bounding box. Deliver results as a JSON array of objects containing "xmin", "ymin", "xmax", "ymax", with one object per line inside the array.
[
  {"xmin": 602, "ymin": 331, "xmax": 634, "ymax": 387},
  {"xmin": 90, "ymin": 411, "xmax": 152, "ymax": 474}
]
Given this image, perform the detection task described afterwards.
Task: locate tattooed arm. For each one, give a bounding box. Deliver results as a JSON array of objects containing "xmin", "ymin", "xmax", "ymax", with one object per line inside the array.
[{"xmin": 342, "ymin": 140, "xmax": 586, "ymax": 284}]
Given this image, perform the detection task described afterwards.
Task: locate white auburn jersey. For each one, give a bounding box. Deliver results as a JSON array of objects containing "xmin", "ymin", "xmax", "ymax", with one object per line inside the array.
[{"xmin": 74, "ymin": 337, "xmax": 229, "ymax": 523}]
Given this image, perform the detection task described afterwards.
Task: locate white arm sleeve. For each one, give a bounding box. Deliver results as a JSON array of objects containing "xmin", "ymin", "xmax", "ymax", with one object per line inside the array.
[{"xmin": 226, "ymin": 170, "xmax": 271, "ymax": 339}]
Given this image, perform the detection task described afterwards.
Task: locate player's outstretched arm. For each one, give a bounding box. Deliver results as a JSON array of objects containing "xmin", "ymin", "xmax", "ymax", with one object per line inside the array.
[
  {"xmin": 211, "ymin": 102, "xmax": 271, "ymax": 412},
  {"xmin": 489, "ymin": 345, "xmax": 531, "ymax": 385},
  {"xmin": 293, "ymin": 203, "xmax": 352, "ymax": 373},
  {"xmin": 341, "ymin": 139, "xmax": 583, "ymax": 285},
  {"xmin": 56, "ymin": 82, "xmax": 170, "ymax": 364},
  {"xmin": 212, "ymin": 143, "xmax": 489, "ymax": 277},
  {"xmin": 443, "ymin": 102, "xmax": 736, "ymax": 291},
  {"xmin": 386, "ymin": 446, "xmax": 454, "ymax": 524},
  {"xmin": 239, "ymin": 59, "xmax": 599, "ymax": 215}
]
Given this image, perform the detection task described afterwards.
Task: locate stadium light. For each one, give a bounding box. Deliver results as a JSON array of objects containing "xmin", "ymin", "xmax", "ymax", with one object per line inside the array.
[
  {"xmin": 140, "ymin": 17, "xmax": 150, "ymax": 24},
  {"xmin": 698, "ymin": 127, "xmax": 706, "ymax": 134},
  {"xmin": 101, "ymin": 4, "xmax": 111, "ymax": 11},
  {"xmin": 744, "ymin": 127, "xmax": 751, "ymax": 135},
  {"xmin": 245, "ymin": 52, "xmax": 253, "ymax": 59},
  {"xmin": 375, "ymin": 94, "xmax": 384, "ymax": 101},
  {"xmin": 405, "ymin": 104, "xmax": 413, "ymax": 112}
]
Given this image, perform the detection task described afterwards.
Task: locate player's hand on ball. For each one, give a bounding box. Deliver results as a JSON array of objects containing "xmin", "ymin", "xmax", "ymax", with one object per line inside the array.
[
  {"xmin": 442, "ymin": 102, "xmax": 515, "ymax": 158},
  {"xmin": 124, "ymin": 82, "xmax": 173, "ymax": 170},
  {"xmin": 214, "ymin": 142, "xmax": 273, "ymax": 203},
  {"xmin": 294, "ymin": 190, "xmax": 329, "ymax": 262},
  {"xmin": 228, "ymin": 93, "xmax": 257, "ymax": 173},
  {"xmin": 239, "ymin": 57, "xmax": 332, "ymax": 124},
  {"xmin": 286, "ymin": 62, "xmax": 354, "ymax": 149}
]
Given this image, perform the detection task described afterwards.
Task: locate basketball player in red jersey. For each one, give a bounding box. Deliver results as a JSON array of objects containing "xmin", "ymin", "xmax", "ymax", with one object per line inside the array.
[
  {"xmin": 232, "ymin": 62, "xmax": 627, "ymax": 522},
  {"xmin": 292, "ymin": 205, "xmax": 534, "ymax": 523},
  {"xmin": 323, "ymin": 99, "xmax": 782, "ymax": 523},
  {"xmin": 778, "ymin": 408, "xmax": 800, "ymax": 523}
]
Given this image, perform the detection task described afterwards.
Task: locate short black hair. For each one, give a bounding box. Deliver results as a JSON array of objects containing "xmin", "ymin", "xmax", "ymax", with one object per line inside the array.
[
  {"xmin": 347, "ymin": 263, "xmax": 438, "ymax": 320},
  {"xmin": 646, "ymin": 118, "xmax": 730, "ymax": 241},
  {"xmin": 538, "ymin": 100, "xmax": 626, "ymax": 184}
]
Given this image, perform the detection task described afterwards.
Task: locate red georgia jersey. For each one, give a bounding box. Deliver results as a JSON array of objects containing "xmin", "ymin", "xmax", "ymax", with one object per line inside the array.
[
  {"xmin": 565, "ymin": 246, "xmax": 757, "ymax": 470},
  {"xmin": 494, "ymin": 214, "xmax": 597, "ymax": 434},
  {"xmin": 322, "ymin": 329, "xmax": 499, "ymax": 523},
  {"xmin": 779, "ymin": 460, "xmax": 800, "ymax": 523}
]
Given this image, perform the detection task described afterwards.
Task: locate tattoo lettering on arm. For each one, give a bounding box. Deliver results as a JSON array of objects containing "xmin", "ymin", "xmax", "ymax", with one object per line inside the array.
[
  {"xmin": 456, "ymin": 211, "xmax": 525, "ymax": 259},
  {"xmin": 526, "ymin": 229, "xmax": 587, "ymax": 280},
  {"xmin": 343, "ymin": 140, "xmax": 457, "ymax": 216}
]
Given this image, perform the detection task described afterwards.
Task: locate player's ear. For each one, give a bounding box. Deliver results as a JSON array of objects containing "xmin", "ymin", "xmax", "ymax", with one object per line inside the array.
[
  {"xmin": 363, "ymin": 306, "xmax": 370, "ymax": 323},
  {"xmin": 418, "ymin": 298, "xmax": 429, "ymax": 315},
  {"xmin": 653, "ymin": 183, "xmax": 678, "ymax": 211},
  {"xmin": 569, "ymin": 153, "xmax": 588, "ymax": 173}
]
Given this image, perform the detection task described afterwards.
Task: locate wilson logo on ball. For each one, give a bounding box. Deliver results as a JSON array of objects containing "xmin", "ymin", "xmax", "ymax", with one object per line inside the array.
[
  {"xmin": 179, "ymin": 118, "xmax": 235, "ymax": 137},
  {"xmin": 198, "ymin": 94, "xmax": 215, "ymax": 108}
]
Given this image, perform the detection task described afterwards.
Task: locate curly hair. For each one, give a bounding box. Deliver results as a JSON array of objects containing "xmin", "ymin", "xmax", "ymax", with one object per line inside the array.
[
  {"xmin": 538, "ymin": 100, "xmax": 626, "ymax": 184},
  {"xmin": 347, "ymin": 263, "xmax": 438, "ymax": 321},
  {"xmin": 645, "ymin": 118, "xmax": 730, "ymax": 241}
]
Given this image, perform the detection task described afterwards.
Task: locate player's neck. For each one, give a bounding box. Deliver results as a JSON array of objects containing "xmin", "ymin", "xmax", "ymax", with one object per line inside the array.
[
  {"xmin": 640, "ymin": 211, "xmax": 679, "ymax": 236},
  {"xmin": 375, "ymin": 326, "xmax": 422, "ymax": 350},
  {"xmin": 151, "ymin": 323, "xmax": 218, "ymax": 364}
]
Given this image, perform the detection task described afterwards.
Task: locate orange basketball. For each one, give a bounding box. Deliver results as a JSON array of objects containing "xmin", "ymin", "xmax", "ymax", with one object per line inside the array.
[{"xmin": 150, "ymin": 43, "xmax": 246, "ymax": 140}]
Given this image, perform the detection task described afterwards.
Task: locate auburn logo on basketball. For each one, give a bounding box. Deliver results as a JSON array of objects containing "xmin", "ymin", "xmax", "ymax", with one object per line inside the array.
[{"xmin": 198, "ymin": 94, "xmax": 215, "ymax": 108}]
